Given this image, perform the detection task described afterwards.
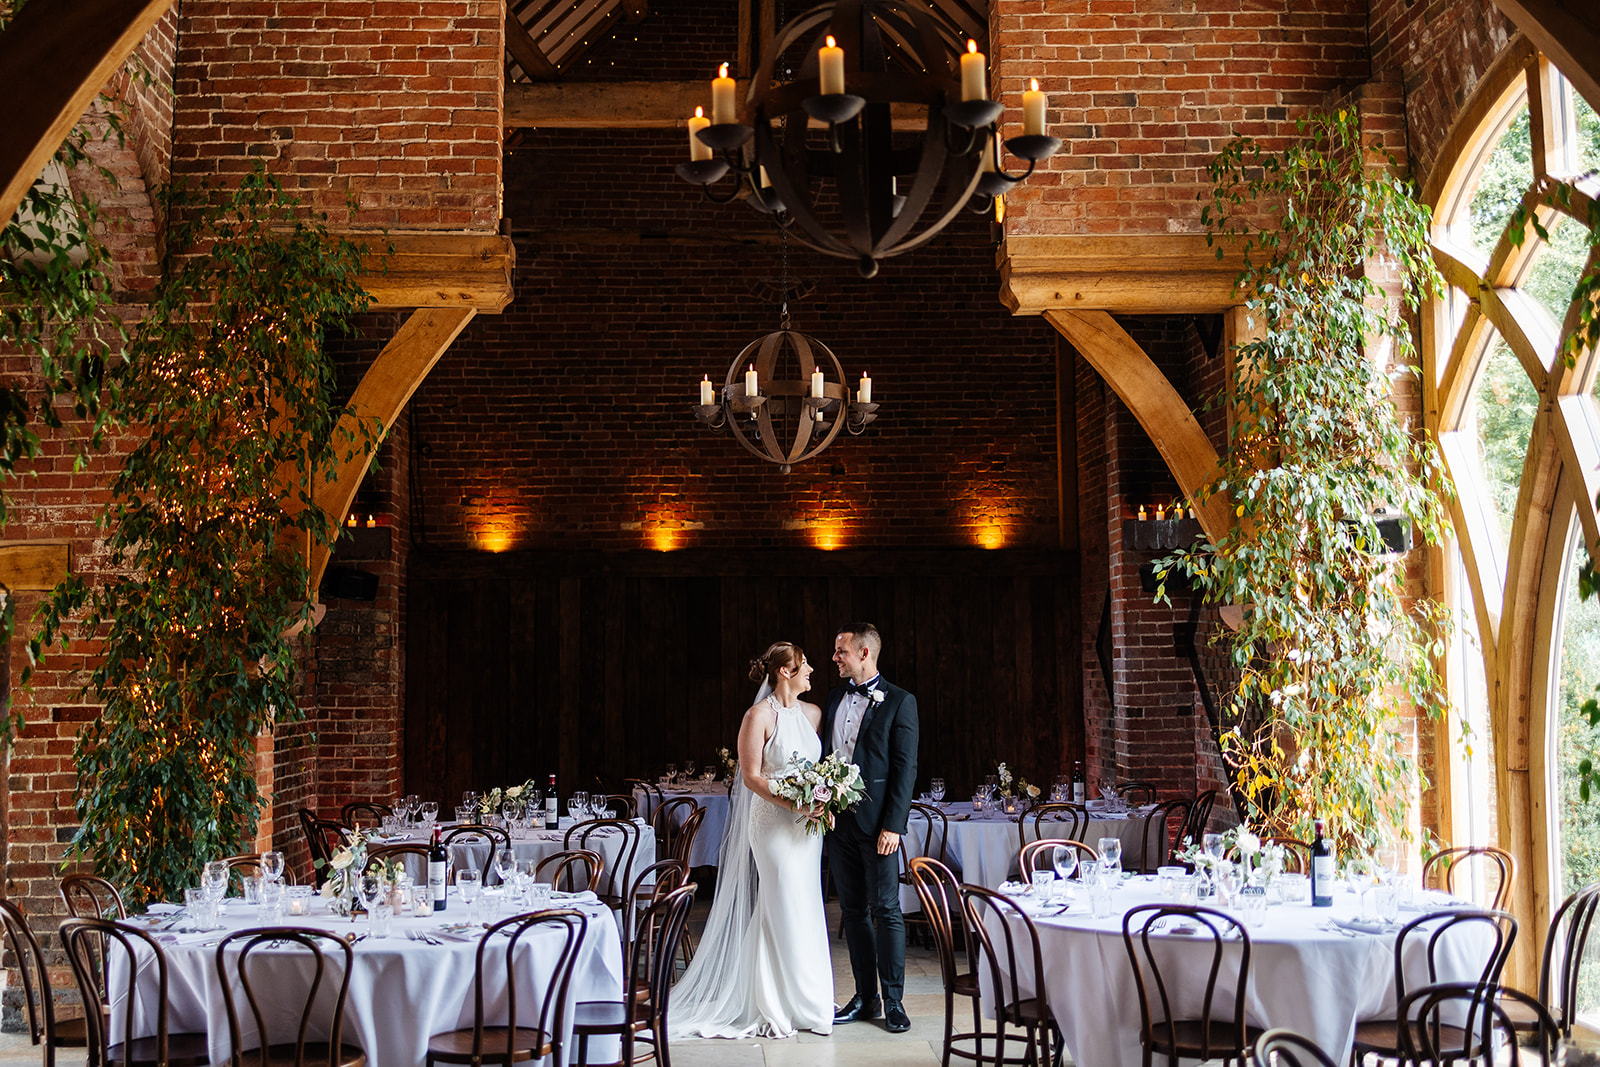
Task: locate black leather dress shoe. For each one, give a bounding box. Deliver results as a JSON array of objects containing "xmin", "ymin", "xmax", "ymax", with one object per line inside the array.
[
  {"xmin": 834, "ymin": 994, "xmax": 881, "ymax": 1023},
  {"xmin": 883, "ymin": 999, "xmax": 911, "ymax": 1032}
]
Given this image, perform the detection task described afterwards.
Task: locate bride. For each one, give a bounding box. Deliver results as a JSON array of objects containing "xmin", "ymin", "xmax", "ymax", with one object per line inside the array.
[{"xmin": 669, "ymin": 641, "xmax": 834, "ymax": 1038}]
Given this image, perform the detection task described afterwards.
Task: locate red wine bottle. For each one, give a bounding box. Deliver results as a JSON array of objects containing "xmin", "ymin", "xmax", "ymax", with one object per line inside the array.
[
  {"xmin": 1311, "ymin": 818, "xmax": 1335, "ymax": 907},
  {"xmin": 428, "ymin": 826, "xmax": 448, "ymax": 911}
]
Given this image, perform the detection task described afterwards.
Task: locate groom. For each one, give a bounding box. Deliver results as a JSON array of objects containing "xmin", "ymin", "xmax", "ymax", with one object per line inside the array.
[{"xmin": 824, "ymin": 622, "xmax": 919, "ymax": 1034}]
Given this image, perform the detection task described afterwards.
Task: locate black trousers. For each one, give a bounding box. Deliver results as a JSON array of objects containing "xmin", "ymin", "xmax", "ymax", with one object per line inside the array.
[{"xmin": 829, "ymin": 816, "xmax": 905, "ymax": 1003}]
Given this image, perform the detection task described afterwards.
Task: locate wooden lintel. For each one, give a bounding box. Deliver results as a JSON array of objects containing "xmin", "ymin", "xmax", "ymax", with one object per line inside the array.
[
  {"xmin": 999, "ymin": 234, "xmax": 1248, "ymax": 315},
  {"xmin": 505, "ymin": 8, "xmax": 558, "ymax": 81},
  {"xmin": 307, "ymin": 307, "xmax": 478, "ymax": 591},
  {"xmin": 1491, "ymin": 0, "xmax": 1600, "ymax": 116},
  {"xmin": 355, "ymin": 231, "xmax": 516, "ymax": 312},
  {"xmin": 505, "ymin": 81, "xmax": 929, "ymax": 130},
  {"xmin": 0, "ymin": 542, "xmax": 70, "ymax": 591},
  {"xmin": 0, "ymin": 0, "xmax": 175, "ymax": 228}
]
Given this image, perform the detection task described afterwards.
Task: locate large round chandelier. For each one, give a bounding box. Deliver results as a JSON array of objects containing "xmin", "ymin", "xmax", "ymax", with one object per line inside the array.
[{"xmin": 675, "ymin": 0, "xmax": 1059, "ymax": 278}]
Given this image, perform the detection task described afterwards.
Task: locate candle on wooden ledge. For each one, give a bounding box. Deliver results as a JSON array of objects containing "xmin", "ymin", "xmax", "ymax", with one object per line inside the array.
[
  {"xmin": 819, "ymin": 35, "xmax": 845, "ymax": 95},
  {"xmin": 700, "ymin": 375, "xmax": 715, "ymax": 406},
  {"xmin": 1137, "ymin": 505, "xmax": 1148, "ymax": 521},
  {"xmin": 346, "ymin": 513, "xmax": 359, "ymax": 527},
  {"xmin": 745, "ymin": 364, "xmax": 759, "ymax": 397},
  {"xmin": 960, "ymin": 39, "xmax": 986, "ymax": 102},
  {"xmin": 688, "ymin": 107, "xmax": 711, "ymax": 161},
  {"xmin": 1023, "ymin": 78, "xmax": 1047, "ymax": 136},
  {"xmin": 711, "ymin": 62, "xmax": 737, "ymax": 125},
  {"xmin": 1154, "ymin": 504, "xmax": 1166, "ymax": 521},
  {"xmin": 811, "ymin": 368, "xmax": 824, "ymax": 398},
  {"xmin": 858, "ymin": 372, "xmax": 872, "ymax": 404}
]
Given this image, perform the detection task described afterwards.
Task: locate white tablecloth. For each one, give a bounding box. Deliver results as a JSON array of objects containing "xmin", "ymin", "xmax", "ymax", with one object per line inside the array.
[
  {"xmin": 633, "ymin": 785, "xmax": 731, "ymax": 868},
  {"xmin": 986, "ymin": 880, "xmax": 1494, "ymax": 1067},
  {"xmin": 905, "ymin": 804, "xmax": 1143, "ymax": 893},
  {"xmin": 382, "ymin": 820, "xmax": 655, "ymax": 894},
  {"xmin": 110, "ymin": 892, "xmax": 624, "ymax": 1067}
]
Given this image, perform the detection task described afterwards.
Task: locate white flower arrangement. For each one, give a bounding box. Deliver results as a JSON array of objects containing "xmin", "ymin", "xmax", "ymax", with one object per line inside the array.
[
  {"xmin": 1176, "ymin": 821, "xmax": 1285, "ymax": 882},
  {"xmin": 477, "ymin": 778, "xmax": 538, "ymax": 816},
  {"xmin": 996, "ymin": 761, "xmax": 1041, "ymax": 800},
  {"xmin": 718, "ymin": 746, "xmax": 738, "ymax": 777}
]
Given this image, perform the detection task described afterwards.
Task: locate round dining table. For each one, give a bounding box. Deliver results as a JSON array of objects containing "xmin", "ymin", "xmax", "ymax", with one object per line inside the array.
[
  {"xmin": 904, "ymin": 803, "xmax": 1147, "ymax": 890},
  {"xmin": 633, "ymin": 782, "xmax": 731, "ymax": 867},
  {"xmin": 985, "ymin": 878, "xmax": 1494, "ymax": 1067},
  {"xmin": 379, "ymin": 818, "xmax": 656, "ymax": 892},
  {"xmin": 110, "ymin": 889, "xmax": 624, "ymax": 1067}
]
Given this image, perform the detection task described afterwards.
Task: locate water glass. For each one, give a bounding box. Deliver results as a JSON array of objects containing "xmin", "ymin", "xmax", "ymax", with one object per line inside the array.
[
  {"xmin": 1241, "ymin": 886, "xmax": 1267, "ymax": 926},
  {"xmin": 184, "ymin": 887, "xmax": 217, "ymax": 931},
  {"xmin": 527, "ymin": 881, "xmax": 553, "ymax": 909},
  {"xmin": 1203, "ymin": 833, "xmax": 1224, "ymax": 863},
  {"xmin": 1157, "ymin": 865, "xmax": 1185, "ymax": 899},
  {"xmin": 1090, "ymin": 881, "xmax": 1114, "ymax": 919},
  {"xmin": 930, "ymin": 778, "xmax": 946, "ymax": 802},
  {"xmin": 1376, "ymin": 883, "xmax": 1399, "ymax": 923},
  {"xmin": 203, "ymin": 860, "xmax": 229, "ymax": 904},
  {"xmin": 1177, "ymin": 874, "xmax": 1199, "ymax": 906},
  {"xmin": 258, "ymin": 879, "xmax": 285, "ymax": 924},
  {"xmin": 242, "ymin": 874, "xmax": 263, "ymax": 905},
  {"xmin": 369, "ymin": 900, "xmax": 393, "ymax": 938},
  {"xmin": 479, "ymin": 886, "xmax": 504, "ymax": 924},
  {"xmin": 1278, "ymin": 873, "xmax": 1309, "ymax": 904},
  {"xmin": 1031, "ymin": 870, "xmax": 1055, "ymax": 898}
]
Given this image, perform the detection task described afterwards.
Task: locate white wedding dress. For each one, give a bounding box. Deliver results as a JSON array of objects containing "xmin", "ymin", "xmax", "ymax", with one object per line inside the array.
[{"xmin": 668, "ymin": 694, "xmax": 834, "ymax": 1038}]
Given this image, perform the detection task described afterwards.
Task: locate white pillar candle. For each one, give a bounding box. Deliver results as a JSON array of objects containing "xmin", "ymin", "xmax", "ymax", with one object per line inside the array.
[
  {"xmin": 1023, "ymin": 78, "xmax": 1046, "ymax": 136},
  {"xmin": 858, "ymin": 372, "xmax": 872, "ymax": 404},
  {"xmin": 979, "ymin": 135, "xmax": 995, "ymax": 173},
  {"xmin": 700, "ymin": 375, "xmax": 715, "ymax": 405},
  {"xmin": 960, "ymin": 40, "xmax": 986, "ymax": 102},
  {"xmin": 811, "ymin": 369, "xmax": 824, "ymax": 398},
  {"xmin": 819, "ymin": 35, "xmax": 845, "ymax": 95},
  {"xmin": 759, "ymin": 165, "xmax": 772, "ymax": 188},
  {"xmin": 745, "ymin": 364, "xmax": 759, "ymax": 397},
  {"xmin": 688, "ymin": 107, "xmax": 711, "ymax": 161},
  {"xmin": 711, "ymin": 63, "xmax": 737, "ymax": 125}
]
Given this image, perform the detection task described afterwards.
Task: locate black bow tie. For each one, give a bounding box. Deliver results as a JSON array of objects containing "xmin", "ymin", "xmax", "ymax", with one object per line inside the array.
[{"xmin": 845, "ymin": 680, "xmax": 875, "ymax": 696}]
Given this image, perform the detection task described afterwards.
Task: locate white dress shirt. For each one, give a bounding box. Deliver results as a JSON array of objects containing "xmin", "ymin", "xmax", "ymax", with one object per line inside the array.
[{"xmin": 831, "ymin": 676, "xmax": 880, "ymax": 764}]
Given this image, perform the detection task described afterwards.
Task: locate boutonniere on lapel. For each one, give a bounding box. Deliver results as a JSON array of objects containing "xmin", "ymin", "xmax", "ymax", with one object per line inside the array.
[{"xmin": 869, "ymin": 689, "xmax": 886, "ymax": 704}]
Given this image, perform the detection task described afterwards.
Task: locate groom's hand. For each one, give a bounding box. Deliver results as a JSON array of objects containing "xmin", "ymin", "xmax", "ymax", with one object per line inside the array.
[{"xmin": 877, "ymin": 830, "xmax": 900, "ymax": 856}]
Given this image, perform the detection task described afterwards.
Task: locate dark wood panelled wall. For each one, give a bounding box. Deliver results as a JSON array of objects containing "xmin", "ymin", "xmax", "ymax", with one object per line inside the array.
[{"xmin": 406, "ymin": 548, "xmax": 1083, "ymax": 806}]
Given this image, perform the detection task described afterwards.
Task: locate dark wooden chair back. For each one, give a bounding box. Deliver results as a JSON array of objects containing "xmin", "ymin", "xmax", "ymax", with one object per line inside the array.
[
  {"xmin": 60, "ymin": 917, "xmax": 207, "ymax": 1067},
  {"xmin": 631, "ymin": 883, "xmax": 699, "ymax": 1052},
  {"xmin": 1423, "ymin": 845, "xmax": 1517, "ymax": 910},
  {"xmin": 1019, "ymin": 838, "xmax": 1097, "ymax": 882},
  {"xmin": 297, "ymin": 809, "xmax": 348, "ymax": 886},
  {"xmin": 1400, "ymin": 982, "xmax": 1558, "ymax": 1067},
  {"xmin": 442, "ymin": 824, "xmax": 512, "ymax": 882},
  {"xmin": 907, "ymin": 857, "xmax": 981, "ymax": 999},
  {"xmin": 902, "ymin": 803, "xmax": 949, "ymax": 880},
  {"xmin": 650, "ymin": 797, "xmax": 701, "ymax": 863},
  {"xmin": 466, "ymin": 910, "xmax": 587, "ymax": 1065},
  {"xmin": 1022, "ymin": 803, "xmax": 1086, "ymax": 853},
  {"xmin": 339, "ymin": 801, "xmax": 392, "ymax": 828},
  {"xmin": 537, "ymin": 848, "xmax": 604, "ymax": 893},
  {"xmin": 0, "ymin": 899, "xmax": 70, "ymax": 1066},
  {"xmin": 1136, "ymin": 798, "xmax": 1192, "ymax": 873},
  {"xmin": 59, "ymin": 875, "xmax": 127, "ymax": 920},
  {"xmin": 224, "ymin": 853, "xmax": 297, "ymax": 891},
  {"xmin": 1539, "ymin": 881, "xmax": 1600, "ymax": 1036},
  {"xmin": 365, "ymin": 843, "xmax": 432, "ymax": 879},
  {"xmin": 962, "ymin": 885, "xmax": 1057, "ymax": 1064},
  {"xmin": 625, "ymin": 779, "xmax": 665, "ymax": 817},
  {"xmin": 1252, "ymin": 1028, "xmax": 1338, "ymax": 1067},
  {"xmin": 1179, "ymin": 789, "xmax": 1217, "ymax": 846},
  {"xmin": 1124, "ymin": 904, "xmax": 1256, "ymax": 1065},
  {"xmin": 595, "ymin": 793, "xmax": 639, "ymax": 819},
  {"xmin": 564, "ymin": 818, "xmax": 643, "ymax": 907},
  {"xmin": 216, "ymin": 926, "xmax": 359, "ymax": 1067},
  {"xmin": 1119, "ymin": 780, "xmax": 1159, "ymax": 805}
]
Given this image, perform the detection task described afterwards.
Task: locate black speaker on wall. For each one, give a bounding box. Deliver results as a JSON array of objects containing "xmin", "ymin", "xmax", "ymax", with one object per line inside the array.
[{"xmin": 323, "ymin": 566, "xmax": 380, "ymax": 602}]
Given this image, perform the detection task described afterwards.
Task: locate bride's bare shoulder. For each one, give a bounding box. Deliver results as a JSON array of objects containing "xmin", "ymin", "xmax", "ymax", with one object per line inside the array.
[
  {"xmin": 741, "ymin": 700, "xmax": 777, "ymax": 726},
  {"xmin": 800, "ymin": 700, "xmax": 824, "ymax": 728}
]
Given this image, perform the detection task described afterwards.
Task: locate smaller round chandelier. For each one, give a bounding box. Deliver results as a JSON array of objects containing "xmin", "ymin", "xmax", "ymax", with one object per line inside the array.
[
  {"xmin": 675, "ymin": 0, "xmax": 1060, "ymax": 278},
  {"xmin": 692, "ymin": 309, "xmax": 878, "ymax": 474}
]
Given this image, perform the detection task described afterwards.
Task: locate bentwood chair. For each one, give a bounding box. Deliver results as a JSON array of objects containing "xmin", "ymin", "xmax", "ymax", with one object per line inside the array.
[
  {"xmin": 625, "ymin": 779, "xmax": 665, "ymax": 820},
  {"xmin": 339, "ymin": 801, "xmax": 392, "ymax": 828},
  {"xmin": 1252, "ymin": 1028, "xmax": 1339, "ymax": 1067},
  {"xmin": 1124, "ymin": 903, "xmax": 1262, "ymax": 1067},
  {"xmin": 59, "ymin": 917, "xmax": 212, "ymax": 1067},
  {"xmin": 907, "ymin": 857, "xmax": 986, "ymax": 1067},
  {"xmin": 442, "ymin": 824, "xmax": 512, "ymax": 883},
  {"xmin": 1508, "ymin": 880, "xmax": 1600, "ymax": 1038},
  {"xmin": 1119, "ymin": 780, "xmax": 1159, "ymax": 805},
  {"xmin": 537, "ymin": 849, "xmax": 604, "ymax": 893},
  {"xmin": 365, "ymin": 843, "xmax": 432, "ymax": 880},
  {"xmin": 596, "ymin": 793, "xmax": 639, "ymax": 820},
  {"xmin": 573, "ymin": 882, "xmax": 698, "ymax": 1067},
  {"xmin": 1022, "ymin": 803, "xmax": 1086, "ymax": 854},
  {"xmin": 425, "ymin": 909, "xmax": 588, "ymax": 1067},
  {"xmin": 1421, "ymin": 845, "xmax": 1517, "ymax": 910},
  {"xmin": 963, "ymin": 886, "xmax": 1060, "ymax": 1067},
  {"xmin": 59, "ymin": 875, "xmax": 128, "ymax": 920},
  {"xmin": 1398, "ymin": 982, "xmax": 1559, "ymax": 1067},
  {"xmin": 298, "ymin": 809, "xmax": 348, "ymax": 886},
  {"xmin": 1136, "ymin": 798, "xmax": 1192, "ymax": 873},
  {"xmin": 651, "ymin": 799, "xmax": 701, "ymax": 866},
  {"xmin": 901, "ymin": 803, "xmax": 950, "ymax": 946},
  {"xmin": 1019, "ymin": 838, "xmax": 1097, "ymax": 883},
  {"xmin": 1179, "ymin": 790, "xmax": 1218, "ymax": 847},
  {"xmin": 624, "ymin": 859, "xmax": 689, "ymax": 968},
  {"xmin": 0, "ymin": 899, "xmax": 87, "ymax": 1067},
  {"xmin": 566, "ymin": 818, "xmax": 645, "ymax": 916},
  {"xmin": 1349, "ymin": 908, "xmax": 1517, "ymax": 1065},
  {"xmin": 224, "ymin": 853, "xmax": 298, "ymax": 892},
  {"xmin": 216, "ymin": 926, "xmax": 367, "ymax": 1067}
]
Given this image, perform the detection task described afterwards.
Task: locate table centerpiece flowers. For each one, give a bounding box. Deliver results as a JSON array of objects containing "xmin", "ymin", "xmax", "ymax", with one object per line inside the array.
[
  {"xmin": 476, "ymin": 778, "xmax": 537, "ymax": 818},
  {"xmin": 996, "ymin": 761, "xmax": 1041, "ymax": 810},
  {"xmin": 773, "ymin": 752, "xmax": 866, "ymax": 834}
]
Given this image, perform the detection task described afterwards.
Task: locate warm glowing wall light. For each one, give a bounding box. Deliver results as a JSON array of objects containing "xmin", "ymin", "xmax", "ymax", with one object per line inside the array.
[
  {"xmin": 649, "ymin": 526, "xmax": 678, "ymax": 552},
  {"xmin": 810, "ymin": 520, "xmax": 847, "ymax": 551},
  {"xmin": 976, "ymin": 523, "xmax": 1007, "ymax": 549},
  {"xmin": 479, "ymin": 530, "xmax": 513, "ymax": 553}
]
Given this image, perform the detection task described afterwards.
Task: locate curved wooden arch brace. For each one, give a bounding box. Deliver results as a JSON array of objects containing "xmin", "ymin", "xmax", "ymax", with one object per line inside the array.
[
  {"xmin": 1044, "ymin": 309, "xmax": 1233, "ymax": 541},
  {"xmin": 0, "ymin": 0, "xmax": 173, "ymax": 228},
  {"xmin": 306, "ymin": 307, "xmax": 477, "ymax": 591},
  {"xmin": 1490, "ymin": 0, "xmax": 1600, "ymax": 118}
]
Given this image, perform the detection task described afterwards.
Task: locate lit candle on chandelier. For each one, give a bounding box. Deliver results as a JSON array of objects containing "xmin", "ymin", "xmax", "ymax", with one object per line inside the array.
[
  {"xmin": 711, "ymin": 62, "xmax": 737, "ymax": 125},
  {"xmin": 811, "ymin": 368, "xmax": 825, "ymax": 398},
  {"xmin": 688, "ymin": 107, "xmax": 711, "ymax": 161},
  {"xmin": 700, "ymin": 375, "xmax": 715, "ymax": 406},
  {"xmin": 1023, "ymin": 78, "xmax": 1047, "ymax": 137},
  {"xmin": 745, "ymin": 364, "xmax": 759, "ymax": 397},
  {"xmin": 819, "ymin": 35, "xmax": 846, "ymax": 95},
  {"xmin": 960, "ymin": 40, "xmax": 987, "ymax": 102},
  {"xmin": 858, "ymin": 372, "xmax": 872, "ymax": 404}
]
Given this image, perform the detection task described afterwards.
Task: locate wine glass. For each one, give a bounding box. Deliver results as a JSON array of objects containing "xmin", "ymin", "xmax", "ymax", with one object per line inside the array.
[
  {"xmin": 1203, "ymin": 833, "xmax": 1224, "ymax": 864},
  {"xmin": 568, "ymin": 791, "xmax": 589, "ymax": 821},
  {"xmin": 1052, "ymin": 844, "xmax": 1080, "ymax": 882},
  {"xmin": 357, "ymin": 873, "xmax": 384, "ymax": 933},
  {"xmin": 260, "ymin": 850, "xmax": 285, "ymax": 883},
  {"xmin": 983, "ymin": 775, "xmax": 999, "ymax": 799},
  {"xmin": 457, "ymin": 868, "xmax": 482, "ymax": 920},
  {"xmin": 665, "ymin": 763, "xmax": 678, "ymax": 785},
  {"xmin": 683, "ymin": 760, "xmax": 697, "ymax": 780},
  {"xmin": 419, "ymin": 800, "xmax": 439, "ymax": 826},
  {"xmin": 1098, "ymin": 838, "xmax": 1123, "ymax": 881},
  {"xmin": 930, "ymin": 778, "xmax": 946, "ymax": 803},
  {"xmin": 203, "ymin": 860, "xmax": 230, "ymax": 904},
  {"xmin": 496, "ymin": 848, "xmax": 519, "ymax": 889}
]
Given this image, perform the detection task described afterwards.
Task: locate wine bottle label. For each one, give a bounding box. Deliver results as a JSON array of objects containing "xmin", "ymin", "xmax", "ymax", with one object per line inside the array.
[
  {"xmin": 1072, "ymin": 783, "xmax": 1084, "ymax": 803},
  {"xmin": 428, "ymin": 861, "xmax": 447, "ymax": 911},
  {"xmin": 1311, "ymin": 854, "xmax": 1335, "ymax": 905}
]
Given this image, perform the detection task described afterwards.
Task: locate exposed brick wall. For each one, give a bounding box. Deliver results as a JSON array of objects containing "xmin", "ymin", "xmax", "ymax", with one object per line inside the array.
[
  {"xmin": 169, "ymin": 0, "xmax": 504, "ymax": 230},
  {"xmin": 556, "ymin": 0, "xmax": 736, "ymax": 82},
  {"xmin": 118, "ymin": 2, "xmax": 180, "ymax": 224},
  {"xmin": 991, "ymin": 0, "xmax": 1370, "ymax": 237}
]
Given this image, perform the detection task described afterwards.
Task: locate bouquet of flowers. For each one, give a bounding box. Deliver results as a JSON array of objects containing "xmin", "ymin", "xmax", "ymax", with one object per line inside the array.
[
  {"xmin": 316, "ymin": 828, "xmax": 371, "ymax": 901},
  {"xmin": 772, "ymin": 751, "xmax": 866, "ymax": 835},
  {"xmin": 477, "ymin": 778, "xmax": 537, "ymax": 816},
  {"xmin": 996, "ymin": 761, "xmax": 1041, "ymax": 801},
  {"xmin": 718, "ymin": 746, "xmax": 739, "ymax": 778},
  {"xmin": 1176, "ymin": 821, "xmax": 1285, "ymax": 882}
]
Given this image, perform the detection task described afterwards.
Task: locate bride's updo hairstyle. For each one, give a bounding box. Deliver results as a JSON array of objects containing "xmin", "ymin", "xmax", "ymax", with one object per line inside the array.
[{"xmin": 748, "ymin": 641, "xmax": 805, "ymax": 686}]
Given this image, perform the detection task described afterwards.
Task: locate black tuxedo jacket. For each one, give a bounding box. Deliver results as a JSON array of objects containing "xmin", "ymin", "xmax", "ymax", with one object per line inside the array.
[{"xmin": 822, "ymin": 678, "xmax": 919, "ymax": 837}]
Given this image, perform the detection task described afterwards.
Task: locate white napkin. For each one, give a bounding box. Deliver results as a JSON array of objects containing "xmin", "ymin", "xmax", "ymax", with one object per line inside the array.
[{"xmin": 1333, "ymin": 917, "xmax": 1391, "ymax": 935}]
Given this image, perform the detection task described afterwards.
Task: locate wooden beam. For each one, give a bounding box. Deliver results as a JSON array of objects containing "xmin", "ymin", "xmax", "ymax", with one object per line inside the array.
[
  {"xmin": 0, "ymin": 542, "xmax": 70, "ymax": 591},
  {"xmin": 505, "ymin": 7, "xmax": 558, "ymax": 81},
  {"xmin": 1000, "ymin": 235, "xmax": 1248, "ymax": 315},
  {"xmin": 1044, "ymin": 309, "xmax": 1234, "ymax": 542},
  {"xmin": 1491, "ymin": 0, "xmax": 1600, "ymax": 117},
  {"xmin": 307, "ymin": 308, "xmax": 478, "ymax": 591},
  {"xmin": 357, "ymin": 231, "xmax": 516, "ymax": 312},
  {"xmin": 505, "ymin": 80, "xmax": 930, "ymax": 129},
  {"xmin": 0, "ymin": 0, "xmax": 174, "ymax": 229}
]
